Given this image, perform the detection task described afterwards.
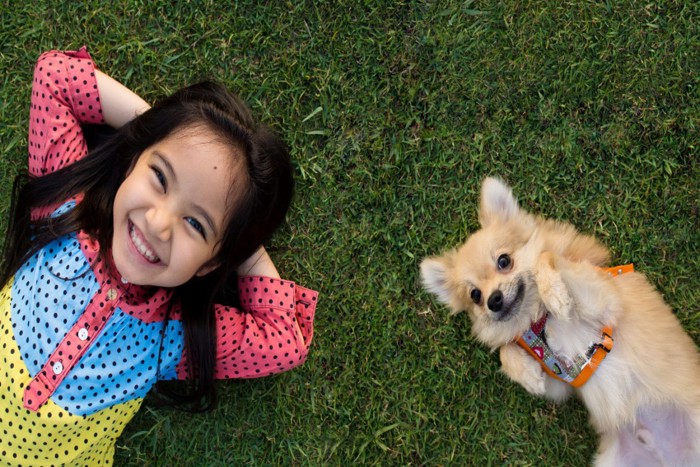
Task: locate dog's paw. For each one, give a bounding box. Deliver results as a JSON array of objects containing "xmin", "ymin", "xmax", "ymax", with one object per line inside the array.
[
  {"xmin": 535, "ymin": 252, "xmax": 573, "ymax": 320},
  {"xmin": 499, "ymin": 344, "xmax": 546, "ymax": 395}
]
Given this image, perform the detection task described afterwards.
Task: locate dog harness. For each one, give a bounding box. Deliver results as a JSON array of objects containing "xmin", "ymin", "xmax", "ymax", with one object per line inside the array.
[{"xmin": 516, "ymin": 264, "xmax": 634, "ymax": 388}]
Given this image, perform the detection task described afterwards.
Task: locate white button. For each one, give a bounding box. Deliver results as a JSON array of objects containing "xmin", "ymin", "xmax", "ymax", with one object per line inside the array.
[
  {"xmin": 121, "ymin": 276, "xmax": 129, "ymax": 284},
  {"xmin": 106, "ymin": 288, "xmax": 118, "ymax": 301},
  {"xmin": 52, "ymin": 361, "xmax": 64, "ymax": 374},
  {"xmin": 78, "ymin": 328, "xmax": 89, "ymax": 341}
]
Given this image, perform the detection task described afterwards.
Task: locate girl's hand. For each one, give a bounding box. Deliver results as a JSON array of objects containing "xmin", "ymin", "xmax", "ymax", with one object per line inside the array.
[
  {"xmin": 236, "ymin": 246, "xmax": 280, "ymax": 278},
  {"xmin": 94, "ymin": 70, "xmax": 150, "ymax": 127}
]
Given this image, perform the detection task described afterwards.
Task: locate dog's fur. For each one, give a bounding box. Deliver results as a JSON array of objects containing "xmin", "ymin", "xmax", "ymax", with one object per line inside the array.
[{"xmin": 421, "ymin": 177, "xmax": 700, "ymax": 466}]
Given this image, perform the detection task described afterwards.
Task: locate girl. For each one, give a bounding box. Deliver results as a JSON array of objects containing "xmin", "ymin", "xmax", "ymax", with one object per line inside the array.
[{"xmin": 0, "ymin": 47, "xmax": 317, "ymax": 465}]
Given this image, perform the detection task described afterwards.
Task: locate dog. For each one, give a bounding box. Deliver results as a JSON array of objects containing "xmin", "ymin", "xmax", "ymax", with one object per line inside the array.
[{"xmin": 420, "ymin": 177, "xmax": 700, "ymax": 466}]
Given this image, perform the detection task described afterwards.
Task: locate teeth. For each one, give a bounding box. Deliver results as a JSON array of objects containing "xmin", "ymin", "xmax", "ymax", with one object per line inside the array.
[{"xmin": 130, "ymin": 224, "xmax": 159, "ymax": 263}]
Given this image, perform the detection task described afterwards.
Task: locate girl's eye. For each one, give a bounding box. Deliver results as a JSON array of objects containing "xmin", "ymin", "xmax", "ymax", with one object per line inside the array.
[
  {"xmin": 470, "ymin": 288, "xmax": 482, "ymax": 305},
  {"xmin": 497, "ymin": 254, "xmax": 512, "ymax": 271},
  {"xmin": 151, "ymin": 166, "xmax": 167, "ymax": 191},
  {"xmin": 185, "ymin": 217, "xmax": 206, "ymax": 238}
]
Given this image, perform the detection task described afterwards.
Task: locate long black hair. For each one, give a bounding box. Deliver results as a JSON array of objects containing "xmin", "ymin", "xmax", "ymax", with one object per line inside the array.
[{"xmin": 1, "ymin": 81, "xmax": 294, "ymax": 410}]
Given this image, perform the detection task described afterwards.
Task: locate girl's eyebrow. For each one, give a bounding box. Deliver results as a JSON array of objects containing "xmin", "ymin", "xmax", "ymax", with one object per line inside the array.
[{"xmin": 154, "ymin": 152, "xmax": 219, "ymax": 238}]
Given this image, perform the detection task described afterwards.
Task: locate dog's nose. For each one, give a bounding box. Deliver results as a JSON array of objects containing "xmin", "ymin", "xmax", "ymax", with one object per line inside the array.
[{"xmin": 487, "ymin": 290, "xmax": 503, "ymax": 312}]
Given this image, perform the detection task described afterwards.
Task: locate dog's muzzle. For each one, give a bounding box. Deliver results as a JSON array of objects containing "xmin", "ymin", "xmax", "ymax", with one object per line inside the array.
[{"xmin": 489, "ymin": 280, "xmax": 525, "ymax": 321}]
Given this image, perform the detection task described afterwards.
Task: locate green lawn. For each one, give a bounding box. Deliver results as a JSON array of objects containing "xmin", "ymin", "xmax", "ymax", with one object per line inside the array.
[{"xmin": 1, "ymin": 1, "xmax": 698, "ymax": 465}]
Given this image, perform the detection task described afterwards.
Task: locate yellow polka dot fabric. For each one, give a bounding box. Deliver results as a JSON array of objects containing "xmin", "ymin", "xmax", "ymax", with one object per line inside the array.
[{"xmin": 0, "ymin": 279, "xmax": 143, "ymax": 466}]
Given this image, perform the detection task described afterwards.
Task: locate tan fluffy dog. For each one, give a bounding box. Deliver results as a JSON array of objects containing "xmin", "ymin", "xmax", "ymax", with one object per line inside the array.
[{"xmin": 421, "ymin": 177, "xmax": 700, "ymax": 466}]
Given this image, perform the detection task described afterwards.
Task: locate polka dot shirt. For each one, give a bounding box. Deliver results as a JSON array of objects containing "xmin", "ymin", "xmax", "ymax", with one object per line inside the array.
[{"xmin": 0, "ymin": 49, "xmax": 318, "ymax": 466}]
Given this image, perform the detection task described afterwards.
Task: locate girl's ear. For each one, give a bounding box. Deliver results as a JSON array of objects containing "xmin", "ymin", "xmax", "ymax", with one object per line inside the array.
[{"xmin": 196, "ymin": 260, "xmax": 221, "ymax": 277}]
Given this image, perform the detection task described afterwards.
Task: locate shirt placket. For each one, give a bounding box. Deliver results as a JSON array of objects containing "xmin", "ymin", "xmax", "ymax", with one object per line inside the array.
[{"xmin": 23, "ymin": 285, "xmax": 122, "ymax": 411}]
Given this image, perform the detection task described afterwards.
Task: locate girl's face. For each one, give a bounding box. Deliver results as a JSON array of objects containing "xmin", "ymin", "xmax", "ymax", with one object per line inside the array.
[{"xmin": 112, "ymin": 127, "xmax": 237, "ymax": 287}]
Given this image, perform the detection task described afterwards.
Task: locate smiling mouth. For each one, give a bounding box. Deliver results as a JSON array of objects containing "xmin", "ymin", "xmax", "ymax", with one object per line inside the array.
[
  {"xmin": 129, "ymin": 221, "xmax": 160, "ymax": 263},
  {"xmin": 494, "ymin": 280, "xmax": 525, "ymax": 322}
]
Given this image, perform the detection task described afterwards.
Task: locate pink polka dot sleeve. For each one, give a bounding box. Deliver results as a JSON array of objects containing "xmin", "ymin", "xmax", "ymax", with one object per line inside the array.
[
  {"xmin": 28, "ymin": 48, "xmax": 104, "ymax": 178},
  {"xmin": 176, "ymin": 277, "xmax": 317, "ymax": 380}
]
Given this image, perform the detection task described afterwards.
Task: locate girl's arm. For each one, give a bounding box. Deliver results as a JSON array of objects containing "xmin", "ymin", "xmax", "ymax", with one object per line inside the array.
[
  {"xmin": 94, "ymin": 69, "xmax": 150, "ymax": 127},
  {"xmin": 169, "ymin": 277, "xmax": 317, "ymax": 380},
  {"xmin": 212, "ymin": 277, "xmax": 317, "ymax": 379},
  {"xmin": 28, "ymin": 48, "xmax": 148, "ymax": 182},
  {"xmin": 236, "ymin": 246, "xmax": 280, "ymax": 279},
  {"xmin": 29, "ymin": 49, "xmax": 104, "ymax": 179}
]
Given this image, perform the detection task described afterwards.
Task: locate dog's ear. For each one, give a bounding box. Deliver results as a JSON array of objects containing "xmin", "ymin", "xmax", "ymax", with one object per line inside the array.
[
  {"xmin": 479, "ymin": 177, "xmax": 520, "ymax": 228},
  {"xmin": 420, "ymin": 253, "xmax": 455, "ymax": 306}
]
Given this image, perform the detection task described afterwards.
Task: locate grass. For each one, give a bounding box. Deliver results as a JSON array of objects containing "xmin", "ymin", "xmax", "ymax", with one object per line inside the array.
[{"xmin": 1, "ymin": 0, "xmax": 698, "ymax": 465}]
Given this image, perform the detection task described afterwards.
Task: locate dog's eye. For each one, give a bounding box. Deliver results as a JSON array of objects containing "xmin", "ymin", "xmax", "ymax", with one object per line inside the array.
[
  {"xmin": 470, "ymin": 288, "xmax": 482, "ymax": 305},
  {"xmin": 497, "ymin": 254, "xmax": 512, "ymax": 271}
]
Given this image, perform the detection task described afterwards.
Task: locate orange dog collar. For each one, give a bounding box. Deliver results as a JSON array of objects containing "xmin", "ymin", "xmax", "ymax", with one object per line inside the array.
[{"xmin": 516, "ymin": 264, "xmax": 633, "ymax": 388}]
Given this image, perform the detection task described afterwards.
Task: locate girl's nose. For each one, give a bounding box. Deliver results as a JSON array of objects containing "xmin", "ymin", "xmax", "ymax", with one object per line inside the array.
[{"xmin": 145, "ymin": 206, "xmax": 173, "ymax": 242}]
